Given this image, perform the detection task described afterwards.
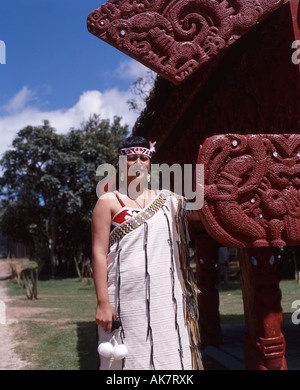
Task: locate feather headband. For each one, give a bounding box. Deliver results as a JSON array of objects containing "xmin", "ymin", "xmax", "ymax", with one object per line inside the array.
[{"xmin": 118, "ymin": 141, "xmax": 156, "ymax": 159}]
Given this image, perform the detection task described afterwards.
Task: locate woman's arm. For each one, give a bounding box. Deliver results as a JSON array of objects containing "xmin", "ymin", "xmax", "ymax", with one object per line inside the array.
[{"xmin": 91, "ymin": 195, "xmax": 115, "ymax": 333}]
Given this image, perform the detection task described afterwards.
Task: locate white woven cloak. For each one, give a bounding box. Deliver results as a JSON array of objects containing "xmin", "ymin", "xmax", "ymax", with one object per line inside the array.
[{"xmin": 98, "ymin": 190, "xmax": 203, "ymax": 370}]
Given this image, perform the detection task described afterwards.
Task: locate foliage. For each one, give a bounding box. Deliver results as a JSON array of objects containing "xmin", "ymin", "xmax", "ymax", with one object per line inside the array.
[
  {"xmin": 0, "ymin": 115, "xmax": 128, "ymax": 275},
  {"xmin": 126, "ymin": 70, "xmax": 156, "ymax": 113}
]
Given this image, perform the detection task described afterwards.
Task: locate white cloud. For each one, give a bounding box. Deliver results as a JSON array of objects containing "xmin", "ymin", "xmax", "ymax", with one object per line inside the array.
[
  {"xmin": 0, "ymin": 86, "xmax": 141, "ymax": 159},
  {"xmin": 2, "ymin": 86, "xmax": 36, "ymax": 114},
  {"xmin": 0, "ymin": 58, "xmax": 156, "ymax": 159},
  {"xmin": 115, "ymin": 59, "xmax": 154, "ymax": 80}
]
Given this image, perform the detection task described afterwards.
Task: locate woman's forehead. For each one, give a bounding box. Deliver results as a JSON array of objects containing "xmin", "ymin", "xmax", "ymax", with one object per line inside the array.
[
  {"xmin": 120, "ymin": 153, "xmax": 150, "ymax": 159},
  {"xmin": 127, "ymin": 153, "xmax": 149, "ymax": 157}
]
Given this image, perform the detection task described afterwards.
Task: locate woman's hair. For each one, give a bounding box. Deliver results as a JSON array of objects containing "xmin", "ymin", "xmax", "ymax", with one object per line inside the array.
[{"xmin": 118, "ymin": 136, "xmax": 150, "ymax": 150}]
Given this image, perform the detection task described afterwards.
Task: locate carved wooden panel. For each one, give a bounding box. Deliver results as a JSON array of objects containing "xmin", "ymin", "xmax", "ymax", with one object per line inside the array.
[
  {"xmin": 197, "ymin": 134, "xmax": 300, "ymax": 248},
  {"xmin": 87, "ymin": 0, "xmax": 284, "ymax": 84}
]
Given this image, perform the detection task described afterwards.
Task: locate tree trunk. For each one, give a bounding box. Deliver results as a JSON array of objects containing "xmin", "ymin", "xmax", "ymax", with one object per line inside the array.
[{"xmin": 50, "ymin": 207, "xmax": 56, "ymax": 276}]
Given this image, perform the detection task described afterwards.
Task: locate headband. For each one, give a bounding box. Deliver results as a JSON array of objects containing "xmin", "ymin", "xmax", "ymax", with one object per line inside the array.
[{"xmin": 118, "ymin": 141, "xmax": 156, "ymax": 159}]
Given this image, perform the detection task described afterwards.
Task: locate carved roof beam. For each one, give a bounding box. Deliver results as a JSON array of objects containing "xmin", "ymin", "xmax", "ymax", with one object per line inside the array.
[{"xmin": 88, "ymin": 0, "xmax": 285, "ymax": 85}]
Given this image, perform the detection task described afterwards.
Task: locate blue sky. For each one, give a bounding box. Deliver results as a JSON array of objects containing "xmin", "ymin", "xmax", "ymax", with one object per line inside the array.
[{"xmin": 0, "ymin": 0, "xmax": 152, "ymax": 158}]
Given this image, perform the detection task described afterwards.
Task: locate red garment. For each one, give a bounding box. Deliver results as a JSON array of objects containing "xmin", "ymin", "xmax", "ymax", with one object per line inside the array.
[
  {"xmin": 112, "ymin": 207, "xmax": 141, "ymax": 227},
  {"xmin": 111, "ymin": 191, "xmax": 140, "ymax": 227}
]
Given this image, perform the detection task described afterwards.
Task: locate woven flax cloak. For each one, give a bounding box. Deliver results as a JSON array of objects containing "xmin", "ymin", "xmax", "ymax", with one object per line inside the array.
[{"xmin": 98, "ymin": 190, "xmax": 203, "ymax": 370}]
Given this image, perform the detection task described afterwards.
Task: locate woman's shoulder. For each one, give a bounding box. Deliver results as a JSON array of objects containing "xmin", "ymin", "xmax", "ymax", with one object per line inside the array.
[
  {"xmin": 93, "ymin": 191, "xmax": 117, "ymax": 214},
  {"xmin": 98, "ymin": 191, "xmax": 117, "ymax": 201}
]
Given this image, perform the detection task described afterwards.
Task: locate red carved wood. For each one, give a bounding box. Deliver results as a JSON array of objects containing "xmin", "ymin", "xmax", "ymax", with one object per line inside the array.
[
  {"xmin": 197, "ymin": 134, "xmax": 300, "ymax": 249},
  {"xmin": 132, "ymin": 2, "xmax": 300, "ymax": 165},
  {"xmin": 87, "ymin": 0, "xmax": 284, "ymax": 85},
  {"xmin": 239, "ymin": 247, "xmax": 287, "ymax": 370}
]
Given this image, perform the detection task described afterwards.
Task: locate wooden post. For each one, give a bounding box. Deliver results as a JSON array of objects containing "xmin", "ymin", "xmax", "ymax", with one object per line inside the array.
[{"xmin": 239, "ymin": 247, "xmax": 287, "ymax": 370}]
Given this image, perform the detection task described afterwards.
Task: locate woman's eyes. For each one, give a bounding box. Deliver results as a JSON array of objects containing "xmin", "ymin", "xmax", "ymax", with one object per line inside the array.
[{"xmin": 127, "ymin": 156, "xmax": 149, "ymax": 162}]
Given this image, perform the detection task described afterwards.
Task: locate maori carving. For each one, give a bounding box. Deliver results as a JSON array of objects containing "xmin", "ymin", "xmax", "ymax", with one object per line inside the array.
[
  {"xmin": 197, "ymin": 134, "xmax": 300, "ymax": 248},
  {"xmin": 239, "ymin": 247, "xmax": 287, "ymax": 370},
  {"xmin": 87, "ymin": 0, "xmax": 284, "ymax": 84}
]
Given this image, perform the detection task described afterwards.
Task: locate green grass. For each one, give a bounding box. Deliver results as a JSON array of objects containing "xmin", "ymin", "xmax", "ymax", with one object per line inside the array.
[
  {"xmin": 5, "ymin": 266, "xmax": 300, "ymax": 369},
  {"xmin": 7, "ymin": 277, "xmax": 99, "ymax": 370},
  {"xmin": 217, "ymin": 280, "xmax": 245, "ymax": 324}
]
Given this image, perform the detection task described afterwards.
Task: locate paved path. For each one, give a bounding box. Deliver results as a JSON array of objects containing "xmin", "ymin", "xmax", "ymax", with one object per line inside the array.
[{"xmin": 0, "ymin": 260, "xmax": 29, "ymax": 370}]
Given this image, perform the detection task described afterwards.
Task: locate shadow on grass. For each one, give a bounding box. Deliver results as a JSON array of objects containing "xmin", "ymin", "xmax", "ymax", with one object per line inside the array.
[
  {"xmin": 76, "ymin": 322, "xmax": 99, "ymax": 370},
  {"xmin": 220, "ymin": 314, "xmax": 245, "ymax": 324}
]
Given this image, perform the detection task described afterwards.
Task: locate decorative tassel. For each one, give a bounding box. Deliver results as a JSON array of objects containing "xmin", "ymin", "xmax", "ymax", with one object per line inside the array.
[
  {"xmin": 175, "ymin": 197, "xmax": 203, "ymax": 370},
  {"xmin": 144, "ymin": 222, "xmax": 155, "ymax": 370}
]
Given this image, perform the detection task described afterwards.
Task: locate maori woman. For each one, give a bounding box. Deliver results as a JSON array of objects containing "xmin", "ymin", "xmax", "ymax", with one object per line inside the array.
[{"xmin": 91, "ymin": 136, "xmax": 203, "ymax": 370}]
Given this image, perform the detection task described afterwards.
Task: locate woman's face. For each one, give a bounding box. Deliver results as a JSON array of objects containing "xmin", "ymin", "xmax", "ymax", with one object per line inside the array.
[{"xmin": 126, "ymin": 153, "xmax": 150, "ymax": 182}]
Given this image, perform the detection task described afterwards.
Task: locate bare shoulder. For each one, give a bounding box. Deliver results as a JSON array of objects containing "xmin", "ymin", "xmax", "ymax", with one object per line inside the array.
[{"xmin": 93, "ymin": 192, "xmax": 116, "ymax": 219}]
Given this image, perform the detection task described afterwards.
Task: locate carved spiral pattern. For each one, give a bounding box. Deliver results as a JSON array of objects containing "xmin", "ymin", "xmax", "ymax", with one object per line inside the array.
[
  {"xmin": 197, "ymin": 134, "xmax": 300, "ymax": 248},
  {"xmin": 87, "ymin": 0, "xmax": 283, "ymax": 84}
]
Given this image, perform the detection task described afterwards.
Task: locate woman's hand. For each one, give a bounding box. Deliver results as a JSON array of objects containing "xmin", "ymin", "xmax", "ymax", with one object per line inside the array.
[{"xmin": 96, "ymin": 301, "xmax": 115, "ymax": 333}]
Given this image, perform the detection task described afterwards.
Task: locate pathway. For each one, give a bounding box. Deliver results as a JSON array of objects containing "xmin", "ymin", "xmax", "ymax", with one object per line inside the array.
[{"xmin": 0, "ymin": 260, "xmax": 29, "ymax": 370}]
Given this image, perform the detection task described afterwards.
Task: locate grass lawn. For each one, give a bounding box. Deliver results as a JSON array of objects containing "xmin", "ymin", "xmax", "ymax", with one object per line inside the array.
[
  {"xmin": 7, "ymin": 276, "xmax": 98, "ymax": 370},
  {"xmin": 5, "ymin": 259, "xmax": 300, "ymax": 370}
]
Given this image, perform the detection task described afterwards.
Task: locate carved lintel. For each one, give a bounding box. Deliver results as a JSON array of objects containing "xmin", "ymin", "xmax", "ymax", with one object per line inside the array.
[{"xmin": 87, "ymin": 0, "xmax": 284, "ymax": 84}]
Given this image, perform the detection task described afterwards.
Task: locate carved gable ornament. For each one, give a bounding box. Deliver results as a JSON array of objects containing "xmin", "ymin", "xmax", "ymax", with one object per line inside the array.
[
  {"xmin": 87, "ymin": 0, "xmax": 283, "ymax": 84},
  {"xmin": 197, "ymin": 134, "xmax": 300, "ymax": 248}
]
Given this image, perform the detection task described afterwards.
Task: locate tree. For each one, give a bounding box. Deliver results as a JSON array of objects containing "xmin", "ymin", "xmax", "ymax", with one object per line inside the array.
[
  {"xmin": 0, "ymin": 115, "xmax": 128, "ymax": 276},
  {"xmin": 127, "ymin": 70, "xmax": 156, "ymax": 113}
]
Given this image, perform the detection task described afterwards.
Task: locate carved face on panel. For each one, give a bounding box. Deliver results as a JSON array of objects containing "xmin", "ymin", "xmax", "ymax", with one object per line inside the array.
[
  {"xmin": 197, "ymin": 134, "xmax": 300, "ymax": 248},
  {"xmin": 87, "ymin": 0, "xmax": 284, "ymax": 84}
]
